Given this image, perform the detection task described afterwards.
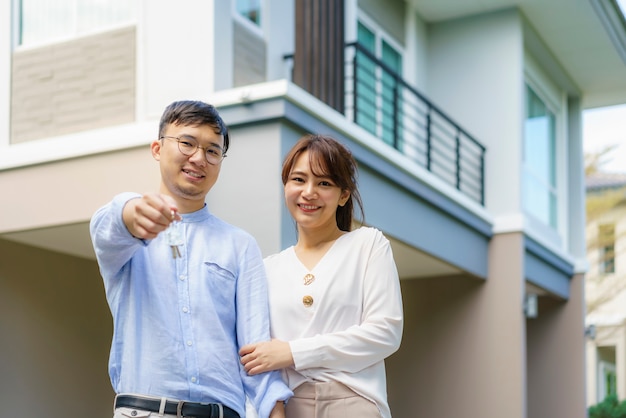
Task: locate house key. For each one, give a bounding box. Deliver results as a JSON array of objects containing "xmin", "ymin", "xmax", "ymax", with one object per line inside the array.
[{"xmin": 165, "ymin": 211, "xmax": 183, "ymax": 258}]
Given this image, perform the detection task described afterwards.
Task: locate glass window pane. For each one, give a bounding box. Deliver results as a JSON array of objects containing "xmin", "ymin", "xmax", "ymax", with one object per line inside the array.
[
  {"xmin": 19, "ymin": 0, "xmax": 136, "ymax": 46},
  {"xmin": 356, "ymin": 22, "xmax": 377, "ymax": 135},
  {"xmin": 76, "ymin": 0, "xmax": 135, "ymax": 32},
  {"xmin": 358, "ymin": 22, "xmax": 375, "ymax": 52},
  {"xmin": 524, "ymin": 86, "xmax": 556, "ymax": 186},
  {"xmin": 355, "ymin": 21, "xmax": 404, "ymax": 149},
  {"xmin": 21, "ymin": 0, "xmax": 74, "ymax": 45},
  {"xmin": 381, "ymin": 41, "xmax": 402, "ymax": 147},
  {"xmin": 236, "ymin": 0, "xmax": 261, "ymax": 25},
  {"xmin": 523, "ymin": 84, "xmax": 557, "ymax": 228}
]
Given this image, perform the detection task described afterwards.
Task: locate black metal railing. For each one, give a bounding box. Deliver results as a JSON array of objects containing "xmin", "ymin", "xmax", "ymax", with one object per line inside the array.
[
  {"xmin": 285, "ymin": 43, "xmax": 486, "ymax": 205},
  {"xmin": 345, "ymin": 42, "xmax": 485, "ymax": 205}
]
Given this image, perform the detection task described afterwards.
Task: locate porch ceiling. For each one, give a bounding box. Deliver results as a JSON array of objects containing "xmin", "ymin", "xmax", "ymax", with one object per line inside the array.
[
  {"xmin": 1, "ymin": 223, "xmax": 95, "ymax": 260},
  {"xmin": 0, "ymin": 224, "xmax": 462, "ymax": 280},
  {"xmin": 409, "ymin": 0, "xmax": 626, "ymax": 108}
]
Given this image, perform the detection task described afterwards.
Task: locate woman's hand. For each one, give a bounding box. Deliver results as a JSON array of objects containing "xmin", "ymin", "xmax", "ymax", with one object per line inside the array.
[{"xmin": 239, "ymin": 339, "xmax": 294, "ymax": 375}]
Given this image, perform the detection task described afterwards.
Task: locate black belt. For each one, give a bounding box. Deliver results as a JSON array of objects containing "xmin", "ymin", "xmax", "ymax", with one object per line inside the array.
[{"xmin": 115, "ymin": 395, "xmax": 239, "ymax": 418}]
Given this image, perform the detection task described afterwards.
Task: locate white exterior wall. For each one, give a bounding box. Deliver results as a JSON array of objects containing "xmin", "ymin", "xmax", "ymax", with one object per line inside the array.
[
  {"xmin": 586, "ymin": 338, "xmax": 599, "ymax": 405},
  {"xmin": 139, "ymin": 0, "xmax": 233, "ymax": 119},
  {"xmin": 586, "ymin": 206, "xmax": 626, "ymax": 405},
  {"xmin": 587, "ymin": 211, "xmax": 626, "ymax": 317},
  {"xmin": 427, "ymin": 9, "xmax": 525, "ymax": 224},
  {"xmin": 403, "ymin": 4, "xmax": 429, "ymax": 92},
  {"xmin": 207, "ymin": 123, "xmax": 285, "ymax": 257},
  {"xmin": 588, "ymin": 324, "xmax": 626, "ymax": 405},
  {"xmin": 0, "ymin": 0, "xmax": 11, "ymax": 146},
  {"xmin": 264, "ymin": 0, "xmax": 295, "ymax": 81}
]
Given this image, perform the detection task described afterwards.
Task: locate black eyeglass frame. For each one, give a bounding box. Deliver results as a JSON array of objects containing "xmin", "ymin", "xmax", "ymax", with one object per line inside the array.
[{"xmin": 160, "ymin": 135, "xmax": 227, "ymax": 165}]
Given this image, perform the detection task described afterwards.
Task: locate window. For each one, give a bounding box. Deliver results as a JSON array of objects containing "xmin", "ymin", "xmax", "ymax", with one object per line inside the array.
[
  {"xmin": 599, "ymin": 224, "xmax": 616, "ymax": 274},
  {"xmin": 356, "ymin": 22, "xmax": 377, "ymax": 136},
  {"xmin": 17, "ymin": 0, "xmax": 136, "ymax": 47},
  {"xmin": 355, "ymin": 19, "xmax": 403, "ymax": 148},
  {"xmin": 522, "ymin": 84, "xmax": 557, "ymax": 228},
  {"xmin": 236, "ymin": 0, "xmax": 261, "ymax": 26},
  {"xmin": 599, "ymin": 360, "xmax": 617, "ymax": 401},
  {"xmin": 381, "ymin": 41, "xmax": 402, "ymax": 147}
]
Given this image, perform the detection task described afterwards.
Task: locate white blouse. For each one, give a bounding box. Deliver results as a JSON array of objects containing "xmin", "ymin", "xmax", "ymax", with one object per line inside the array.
[{"xmin": 264, "ymin": 227, "xmax": 404, "ymax": 418}]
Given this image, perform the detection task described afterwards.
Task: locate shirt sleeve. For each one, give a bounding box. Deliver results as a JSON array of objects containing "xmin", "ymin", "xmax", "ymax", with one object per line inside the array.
[
  {"xmin": 289, "ymin": 230, "xmax": 404, "ymax": 374},
  {"xmin": 235, "ymin": 236, "xmax": 292, "ymax": 418},
  {"xmin": 89, "ymin": 192, "xmax": 147, "ymax": 280}
]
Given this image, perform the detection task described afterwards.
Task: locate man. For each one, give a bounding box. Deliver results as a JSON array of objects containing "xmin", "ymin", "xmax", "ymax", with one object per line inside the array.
[{"xmin": 90, "ymin": 100, "xmax": 291, "ymax": 418}]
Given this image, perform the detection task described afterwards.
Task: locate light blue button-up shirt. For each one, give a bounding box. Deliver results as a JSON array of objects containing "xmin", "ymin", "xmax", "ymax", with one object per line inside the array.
[{"xmin": 90, "ymin": 193, "xmax": 292, "ymax": 418}]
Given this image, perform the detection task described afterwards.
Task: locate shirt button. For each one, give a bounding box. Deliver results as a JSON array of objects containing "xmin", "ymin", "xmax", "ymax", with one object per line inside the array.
[
  {"xmin": 182, "ymin": 307, "xmax": 189, "ymax": 313},
  {"xmin": 179, "ymin": 275, "xmax": 186, "ymax": 281},
  {"xmin": 187, "ymin": 340, "xmax": 193, "ymax": 346},
  {"xmin": 191, "ymin": 377, "xmax": 197, "ymax": 383}
]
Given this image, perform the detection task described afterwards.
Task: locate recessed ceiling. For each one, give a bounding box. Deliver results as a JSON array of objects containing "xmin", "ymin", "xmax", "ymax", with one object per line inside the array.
[
  {"xmin": 0, "ymin": 222, "xmax": 463, "ymax": 280},
  {"xmin": 408, "ymin": 0, "xmax": 626, "ymax": 108}
]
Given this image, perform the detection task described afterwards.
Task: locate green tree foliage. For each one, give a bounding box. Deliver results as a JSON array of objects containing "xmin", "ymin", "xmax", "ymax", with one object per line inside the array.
[{"xmin": 589, "ymin": 395, "xmax": 626, "ymax": 418}]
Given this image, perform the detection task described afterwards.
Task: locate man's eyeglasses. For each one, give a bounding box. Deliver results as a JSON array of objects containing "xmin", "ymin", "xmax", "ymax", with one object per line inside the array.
[{"xmin": 160, "ymin": 135, "xmax": 226, "ymax": 165}]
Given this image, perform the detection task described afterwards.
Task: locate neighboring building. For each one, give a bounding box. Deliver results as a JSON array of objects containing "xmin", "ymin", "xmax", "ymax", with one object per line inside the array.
[
  {"xmin": 1, "ymin": 1, "xmax": 625, "ymax": 417},
  {"xmin": 586, "ymin": 172, "xmax": 626, "ymax": 406}
]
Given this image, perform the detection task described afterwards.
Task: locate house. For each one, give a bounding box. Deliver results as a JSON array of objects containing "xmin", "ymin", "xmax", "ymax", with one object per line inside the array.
[
  {"xmin": 1, "ymin": 0, "xmax": 625, "ymax": 417},
  {"xmin": 586, "ymin": 171, "xmax": 626, "ymax": 406}
]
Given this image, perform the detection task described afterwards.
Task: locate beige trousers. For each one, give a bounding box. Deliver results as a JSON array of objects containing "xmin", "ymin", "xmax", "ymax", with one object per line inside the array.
[{"xmin": 285, "ymin": 381, "xmax": 381, "ymax": 418}]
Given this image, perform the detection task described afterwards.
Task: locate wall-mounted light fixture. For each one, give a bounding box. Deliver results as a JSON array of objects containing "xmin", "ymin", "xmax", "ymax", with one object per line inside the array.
[{"xmin": 524, "ymin": 293, "xmax": 538, "ymax": 318}]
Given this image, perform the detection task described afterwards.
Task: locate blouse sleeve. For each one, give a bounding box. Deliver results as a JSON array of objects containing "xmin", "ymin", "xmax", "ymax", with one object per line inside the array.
[{"xmin": 289, "ymin": 229, "xmax": 404, "ymax": 374}]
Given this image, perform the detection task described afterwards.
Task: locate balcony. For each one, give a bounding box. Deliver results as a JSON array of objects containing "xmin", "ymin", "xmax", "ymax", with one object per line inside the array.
[{"xmin": 288, "ymin": 43, "xmax": 486, "ymax": 206}]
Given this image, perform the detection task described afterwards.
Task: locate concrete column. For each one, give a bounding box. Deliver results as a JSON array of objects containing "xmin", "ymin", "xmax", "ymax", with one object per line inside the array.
[
  {"xmin": 527, "ymin": 273, "xmax": 587, "ymax": 418},
  {"xmin": 618, "ymin": 323, "xmax": 626, "ymax": 400},
  {"xmin": 386, "ymin": 232, "xmax": 526, "ymax": 418},
  {"xmin": 483, "ymin": 232, "xmax": 527, "ymax": 418},
  {"xmin": 586, "ymin": 339, "xmax": 598, "ymax": 406}
]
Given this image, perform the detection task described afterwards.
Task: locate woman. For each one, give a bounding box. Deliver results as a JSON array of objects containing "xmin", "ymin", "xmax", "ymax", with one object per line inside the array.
[{"xmin": 240, "ymin": 134, "xmax": 403, "ymax": 418}]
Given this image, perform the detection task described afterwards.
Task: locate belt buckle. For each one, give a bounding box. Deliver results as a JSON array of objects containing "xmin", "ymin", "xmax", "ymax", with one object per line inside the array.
[
  {"xmin": 176, "ymin": 400, "xmax": 187, "ymax": 418},
  {"xmin": 176, "ymin": 399, "xmax": 224, "ymax": 418}
]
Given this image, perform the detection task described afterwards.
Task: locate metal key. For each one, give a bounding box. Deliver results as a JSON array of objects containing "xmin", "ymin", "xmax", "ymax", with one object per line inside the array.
[{"xmin": 165, "ymin": 211, "xmax": 184, "ymax": 259}]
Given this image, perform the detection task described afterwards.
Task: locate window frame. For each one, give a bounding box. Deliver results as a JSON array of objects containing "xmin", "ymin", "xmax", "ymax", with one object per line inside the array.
[
  {"xmin": 232, "ymin": 0, "xmax": 263, "ymax": 38},
  {"xmin": 14, "ymin": 0, "xmax": 137, "ymax": 49},
  {"xmin": 522, "ymin": 52, "xmax": 568, "ymax": 246},
  {"xmin": 522, "ymin": 83, "xmax": 557, "ymax": 227},
  {"xmin": 354, "ymin": 11, "xmax": 404, "ymax": 143},
  {"xmin": 598, "ymin": 359, "xmax": 617, "ymax": 401},
  {"xmin": 598, "ymin": 223, "xmax": 616, "ymax": 274}
]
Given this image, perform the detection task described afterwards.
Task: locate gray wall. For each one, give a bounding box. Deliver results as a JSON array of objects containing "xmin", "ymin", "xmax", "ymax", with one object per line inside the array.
[{"xmin": 0, "ymin": 239, "xmax": 113, "ymax": 417}]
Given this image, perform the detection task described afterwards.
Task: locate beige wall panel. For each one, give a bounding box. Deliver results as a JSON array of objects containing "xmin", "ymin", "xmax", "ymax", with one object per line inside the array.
[
  {"xmin": 0, "ymin": 239, "xmax": 113, "ymax": 417},
  {"xmin": 0, "ymin": 146, "xmax": 159, "ymax": 234},
  {"xmin": 387, "ymin": 232, "xmax": 526, "ymax": 418},
  {"xmin": 233, "ymin": 20, "xmax": 267, "ymax": 87},
  {"xmin": 207, "ymin": 123, "xmax": 283, "ymax": 257},
  {"xmin": 11, "ymin": 27, "xmax": 136, "ymax": 143},
  {"xmin": 527, "ymin": 273, "xmax": 587, "ymax": 418}
]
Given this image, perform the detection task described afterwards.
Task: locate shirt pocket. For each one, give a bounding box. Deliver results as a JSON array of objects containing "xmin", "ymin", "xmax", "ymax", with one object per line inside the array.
[{"xmin": 203, "ymin": 261, "xmax": 237, "ymax": 312}]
